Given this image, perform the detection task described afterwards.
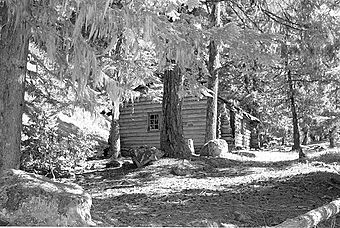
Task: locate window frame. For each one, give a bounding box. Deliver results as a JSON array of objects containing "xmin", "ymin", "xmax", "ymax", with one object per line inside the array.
[{"xmin": 147, "ymin": 112, "xmax": 161, "ymax": 132}]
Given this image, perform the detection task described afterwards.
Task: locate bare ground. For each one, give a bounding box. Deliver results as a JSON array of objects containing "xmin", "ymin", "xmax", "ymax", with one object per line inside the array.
[{"xmin": 72, "ymin": 146, "xmax": 340, "ymax": 227}]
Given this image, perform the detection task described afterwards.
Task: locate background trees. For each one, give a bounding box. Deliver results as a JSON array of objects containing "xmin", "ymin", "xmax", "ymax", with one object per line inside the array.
[
  {"xmin": 2, "ymin": 0, "xmax": 340, "ymax": 174},
  {"xmin": 254, "ymin": 0, "xmax": 340, "ymax": 153}
]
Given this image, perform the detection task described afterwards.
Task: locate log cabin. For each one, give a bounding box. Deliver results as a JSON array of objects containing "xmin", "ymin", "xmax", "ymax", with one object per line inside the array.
[{"xmin": 119, "ymin": 95, "xmax": 260, "ymax": 152}]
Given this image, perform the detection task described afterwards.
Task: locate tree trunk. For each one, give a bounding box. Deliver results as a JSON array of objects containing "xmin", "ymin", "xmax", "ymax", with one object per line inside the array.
[
  {"xmin": 205, "ymin": 2, "xmax": 221, "ymax": 142},
  {"xmin": 282, "ymin": 29, "xmax": 304, "ymax": 158},
  {"xmin": 107, "ymin": 33, "xmax": 124, "ymax": 160},
  {"xmin": 302, "ymin": 127, "xmax": 309, "ymax": 145},
  {"xmin": 281, "ymin": 129, "xmax": 286, "ymax": 146},
  {"xmin": 107, "ymin": 101, "xmax": 120, "ymax": 159},
  {"xmin": 160, "ymin": 66, "xmax": 191, "ymax": 158},
  {"xmin": 0, "ymin": 1, "xmax": 30, "ymax": 174},
  {"xmin": 329, "ymin": 126, "xmax": 337, "ymax": 148},
  {"xmin": 287, "ymin": 70, "xmax": 304, "ymax": 158}
]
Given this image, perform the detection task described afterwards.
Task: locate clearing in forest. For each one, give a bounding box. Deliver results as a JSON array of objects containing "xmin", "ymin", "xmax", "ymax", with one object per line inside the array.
[{"xmin": 70, "ymin": 144, "xmax": 340, "ymax": 227}]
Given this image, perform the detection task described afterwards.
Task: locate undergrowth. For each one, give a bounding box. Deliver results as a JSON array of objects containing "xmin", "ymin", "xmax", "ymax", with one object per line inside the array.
[
  {"xmin": 21, "ymin": 111, "xmax": 99, "ymax": 178},
  {"xmin": 20, "ymin": 63, "xmax": 110, "ymax": 178}
]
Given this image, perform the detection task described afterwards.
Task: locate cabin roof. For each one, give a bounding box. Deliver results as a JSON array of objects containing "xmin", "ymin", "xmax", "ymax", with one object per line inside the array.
[{"xmin": 217, "ymin": 96, "xmax": 260, "ymax": 123}]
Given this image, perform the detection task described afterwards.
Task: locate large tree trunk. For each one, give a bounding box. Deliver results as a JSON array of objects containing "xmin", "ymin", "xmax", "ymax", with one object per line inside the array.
[
  {"xmin": 160, "ymin": 66, "xmax": 191, "ymax": 158},
  {"xmin": 0, "ymin": 1, "xmax": 30, "ymax": 174},
  {"xmin": 287, "ymin": 70, "xmax": 304, "ymax": 158},
  {"xmin": 205, "ymin": 2, "xmax": 221, "ymax": 142},
  {"xmin": 107, "ymin": 101, "xmax": 120, "ymax": 159},
  {"xmin": 106, "ymin": 33, "xmax": 124, "ymax": 160}
]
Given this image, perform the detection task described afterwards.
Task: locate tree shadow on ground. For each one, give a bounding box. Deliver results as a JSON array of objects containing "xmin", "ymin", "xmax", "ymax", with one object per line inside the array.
[
  {"xmin": 89, "ymin": 170, "xmax": 340, "ymax": 227},
  {"xmin": 188, "ymin": 156, "xmax": 303, "ymax": 179}
]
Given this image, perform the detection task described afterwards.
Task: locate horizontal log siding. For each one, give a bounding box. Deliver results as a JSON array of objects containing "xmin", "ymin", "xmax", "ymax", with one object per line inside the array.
[
  {"xmin": 120, "ymin": 96, "xmax": 207, "ymax": 151},
  {"xmin": 233, "ymin": 111, "xmax": 252, "ymax": 149},
  {"xmin": 182, "ymin": 96, "xmax": 207, "ymax": 152},
  {"xmin": 234, "ymin": 112, "xmax": 243, "ymax": 148},
  {"xmin": 120, "ymin": 98, "xmax": 162, "ymax": 149},
  {"xmin": 243, "ymin": 118, "xmax": 251, "ymax": 149}
]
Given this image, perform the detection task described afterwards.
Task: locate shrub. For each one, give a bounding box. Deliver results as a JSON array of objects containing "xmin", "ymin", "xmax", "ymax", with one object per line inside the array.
[{"xmin": 21, "ymin": 110, "xmax": 98, "ymax": 178}]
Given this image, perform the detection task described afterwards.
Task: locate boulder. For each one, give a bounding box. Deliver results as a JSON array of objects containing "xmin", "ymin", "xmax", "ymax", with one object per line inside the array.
[
  {"xmin": 0, "ymin": 169, "xmax": 94, "ymax": 226},
  {"xmin": 131, "ymin": 145, "xmax": 164, "ymax": 168},
  {"xmin": 199, "ymin": 139, "xmax": 229, "ymax": 157}
]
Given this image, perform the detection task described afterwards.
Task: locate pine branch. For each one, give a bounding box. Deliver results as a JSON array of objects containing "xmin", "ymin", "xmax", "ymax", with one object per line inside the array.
[
  {"xmin": 260, "ymin": 8, "xmax": 306, "ymax": 31},
  {"xmin": 229, "ymin": 0, "xmax": 263, "ymax": 33},
  {"xmin": 226, "ymin": 2, "xmax": 247, "ymax": 28}
]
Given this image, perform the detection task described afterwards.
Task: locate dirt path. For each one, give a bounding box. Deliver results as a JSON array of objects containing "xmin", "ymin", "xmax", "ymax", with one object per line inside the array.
[{"xmin": 74, "ymin": 149, "xmax": 340, "ymax": 227}]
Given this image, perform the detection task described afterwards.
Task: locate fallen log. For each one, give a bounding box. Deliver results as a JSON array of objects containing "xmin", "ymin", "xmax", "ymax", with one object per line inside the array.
[{"xmin": 274, "ymin": 198, "xmax": 340, "ymax": 228}]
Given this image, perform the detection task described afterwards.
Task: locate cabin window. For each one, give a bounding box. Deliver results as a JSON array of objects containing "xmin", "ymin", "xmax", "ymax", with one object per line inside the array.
[{"xmin": 148, "ymin": 113, "xmax": 161, "ymax": 131}]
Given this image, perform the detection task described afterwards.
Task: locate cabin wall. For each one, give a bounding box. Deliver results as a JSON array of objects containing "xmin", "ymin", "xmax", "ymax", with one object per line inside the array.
[
  {"xmin": 120, "ymin": 95, "xmax": 254, "ymax": 151},
  {"xmin": 234, "ymin": 111, "xmax": 243, "ymax": 148},
  {"xmin": 119, "ymin": 96, "xmax": 207, "ymax": 151},
  {"xmin": 250, "ymin": 122, "xmax": 260, "ymax": 149},
  {"xmin": 243, "ymin": 118, "xmax": 251, "ymax": 149},
  {"xmin": 182, "ymin": 96, "xmax": 207, "ymax": 152},
  {"xmin": 120, "ymin": 97, "xmax": 162, "ymax": 149},
  {"xmin": 232, "ymin": 111, "xmax": 251, "ymax": 149}
]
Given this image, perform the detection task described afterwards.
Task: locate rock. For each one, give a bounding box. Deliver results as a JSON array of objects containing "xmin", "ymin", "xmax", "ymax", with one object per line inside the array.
[
  {"xmin": 234, "ymin": 211, "xmax": 252, "ymax": 223},
  {"xmin": 170, "ymin": 160, "xmax": 194, "ymax": 176},
  {"xmin": 121, "ymin": 148, "xmax": 134, "ymax": 157},
  {"xmin": 199, "ymin": 139, "xmax": 229, "ymax": 157},
  {"xmin": 0, "ymin": 169, "xmax": 94, "ymax": 226},
  {"xmin": 105, "ymin": 160, "xmax": 122, "ymax": 168},
  {"xmin": 131, "ymin": 145, "xmax": 165, "ymax": 168}
]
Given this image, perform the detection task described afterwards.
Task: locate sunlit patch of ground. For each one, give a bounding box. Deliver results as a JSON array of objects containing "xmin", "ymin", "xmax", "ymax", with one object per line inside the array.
[
  {"xmin": 74, "ymin": 145, "xmax": 340, "ymax": 227},
  {"xmin": 224, "ymin": 142, "xmax": 339, "ymax": 162}
]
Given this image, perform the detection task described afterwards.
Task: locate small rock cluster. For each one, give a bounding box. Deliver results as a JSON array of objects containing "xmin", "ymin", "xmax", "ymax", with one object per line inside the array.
[{"xmin": 131, "ymin": 145, "xmax": 165, "ymax": 168}]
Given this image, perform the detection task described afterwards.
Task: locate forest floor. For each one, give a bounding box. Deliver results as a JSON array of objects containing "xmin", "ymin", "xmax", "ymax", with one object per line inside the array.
[{"xmin": 68, "ymin": 144, "xmax": 340, "ymax": 228}]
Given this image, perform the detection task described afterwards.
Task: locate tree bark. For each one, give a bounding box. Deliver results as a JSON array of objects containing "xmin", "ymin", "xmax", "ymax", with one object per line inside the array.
[
  {"xmin": 160, "ymin": 66, "xmax": 191, "ymax": 158},
  {"xmin": 287, "ymin": 70, "xmax": 302, "ymax": 155},
  {"xmin": 329, "ymin": 126, "xmax": 337, "ymax": 148},
  {"xmin": 0, "ymin": 1, "xmax": 30, "ymax": 174},
  {"xmin": 106, "ymin": 32, "xmax": 124, "ymax": 160},
  {"xmin": 107, "ymin": 101, "xmax": 120, "ymax": 159},
  {"xmin": 205, "ymin": 2, "xmax": 221, "ymax": 142},
  {"xmin": 302, "ymin": 126, "xmax": 309, "ymax": 145}
]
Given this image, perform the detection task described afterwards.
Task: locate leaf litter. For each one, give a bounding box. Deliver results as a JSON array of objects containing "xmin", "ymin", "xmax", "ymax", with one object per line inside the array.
[{"xmin": 72, "ymin": 146, "xmax": 340, "ymax": 227}]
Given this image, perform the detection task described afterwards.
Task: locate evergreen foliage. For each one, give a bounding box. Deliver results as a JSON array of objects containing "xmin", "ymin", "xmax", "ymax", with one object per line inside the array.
[{"xmin": 1, "ymin": 0, "xmax": 340, "ymax": 171}]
